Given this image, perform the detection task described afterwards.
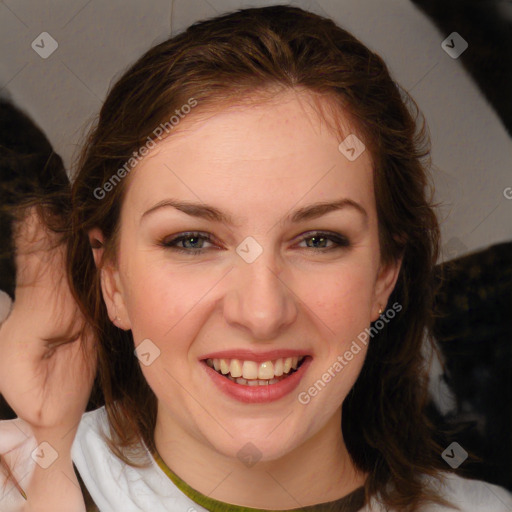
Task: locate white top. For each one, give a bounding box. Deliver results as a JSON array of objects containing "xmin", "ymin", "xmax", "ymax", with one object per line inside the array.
[
  {"xmin": 2, "ymin": 408, "xmax": 511, "ymax": 511},
  {"xmin": 69, "ymin": 407, "xmax": 512, "ymax": 512}
]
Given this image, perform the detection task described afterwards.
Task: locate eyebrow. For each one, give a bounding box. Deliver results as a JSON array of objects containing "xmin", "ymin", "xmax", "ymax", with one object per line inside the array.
[{"xmin": 141, "ymin": 198, "xmax": 368, "ymax": 226}]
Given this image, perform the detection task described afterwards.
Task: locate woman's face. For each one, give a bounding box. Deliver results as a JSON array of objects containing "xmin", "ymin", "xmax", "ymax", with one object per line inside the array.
[{"xmin": 102, "ymin": 90, "xmax": 400, "ymax": 461}]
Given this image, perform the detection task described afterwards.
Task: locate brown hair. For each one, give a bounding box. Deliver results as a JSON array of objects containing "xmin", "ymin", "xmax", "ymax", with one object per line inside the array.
[
  {"xmin": 0, "ymin": 99, "xmax": 71, "ymax": 298},
  {"xmin": 69, "ymin": 5, "xmax": 460, "ymax": 510}
]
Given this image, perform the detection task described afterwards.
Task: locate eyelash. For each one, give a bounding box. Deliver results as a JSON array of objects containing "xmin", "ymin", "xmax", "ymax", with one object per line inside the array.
[{"xmin": 158, "ymin": 231, "xmax": 350, "ymax": 256}]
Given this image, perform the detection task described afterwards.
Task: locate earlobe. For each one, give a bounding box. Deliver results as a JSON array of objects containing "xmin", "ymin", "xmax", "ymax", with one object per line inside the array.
[
  {"xmin": 372, "ymin": 256, "xmax": 402, "ymax": 321},
  {"xmin": 100, "ymin": 263, "xmax": 132, "ymax": 331}
]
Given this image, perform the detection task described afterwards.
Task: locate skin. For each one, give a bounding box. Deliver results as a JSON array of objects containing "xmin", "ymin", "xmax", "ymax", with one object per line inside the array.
[
  {"xmin": 0, "ymin": 208, "xmax": 95, "ymax": 511},
  {"xmin": 94, "ymin": 89, "xmax": 401, "ymax": 508}
]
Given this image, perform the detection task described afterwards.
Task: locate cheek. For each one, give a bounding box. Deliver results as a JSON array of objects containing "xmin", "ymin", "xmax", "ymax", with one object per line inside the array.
[
  {"xmin": 304, "ymin": 263, "xmax": 376, "ymax": 332},
  {"xmin": 121, "ymin": 255, "xmax": 211, "ymax": 343},
  {"xmin": 296, "ymin": 260, "xmax": 375, "ymax": 407}
]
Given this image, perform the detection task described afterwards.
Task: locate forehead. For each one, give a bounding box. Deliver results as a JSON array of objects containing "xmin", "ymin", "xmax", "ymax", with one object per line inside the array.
[{"xmin": 122, "ymin": 91, "xmax": 374, "ymax": 222}]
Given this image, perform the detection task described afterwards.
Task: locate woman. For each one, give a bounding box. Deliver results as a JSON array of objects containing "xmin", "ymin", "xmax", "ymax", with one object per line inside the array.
[
  {"xmin": 0, "ymin": 99, "xmax": 96, "ymax": 511},
  {"xmin": 8, "ymin": 4, "xmax": 511, "ymax": 511}
]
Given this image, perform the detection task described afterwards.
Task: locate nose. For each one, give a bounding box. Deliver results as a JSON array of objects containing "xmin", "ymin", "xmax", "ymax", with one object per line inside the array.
[{"xmin": 223, "ymin": 248, "xmax": 298, "ymax": 341}]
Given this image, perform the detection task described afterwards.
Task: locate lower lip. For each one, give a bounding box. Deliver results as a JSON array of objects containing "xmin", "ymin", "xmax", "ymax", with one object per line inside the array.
[{"xmin": 201, "ymin": 357, "xmax": 312, "ymax": 404}]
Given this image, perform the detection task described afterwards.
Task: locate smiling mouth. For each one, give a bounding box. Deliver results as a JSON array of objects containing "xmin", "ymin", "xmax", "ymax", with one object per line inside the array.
[{"xmin": 203, "ymin": 356, "xmax": 307, "ymax": 386}]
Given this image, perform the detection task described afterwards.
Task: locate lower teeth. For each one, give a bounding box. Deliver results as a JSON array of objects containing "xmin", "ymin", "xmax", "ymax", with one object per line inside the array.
[{"xmin": 222, "ymin": 370, "xmax": 295, "ymax": 386}]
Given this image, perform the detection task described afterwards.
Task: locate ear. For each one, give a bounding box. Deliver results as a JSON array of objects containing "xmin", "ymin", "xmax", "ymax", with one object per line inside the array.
[
  {"xmin": 88, "ymin": 228, "xmax": 131, "ymax": 331},
  {"xmin": 371, "ymin": 255, "xmax": 402, "ymax": 321}
]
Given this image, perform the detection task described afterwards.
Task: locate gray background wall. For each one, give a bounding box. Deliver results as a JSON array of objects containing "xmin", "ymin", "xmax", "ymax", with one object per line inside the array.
[{"xmin": 1, "ymin": 0, "xmax": 510, "ymax": 262}]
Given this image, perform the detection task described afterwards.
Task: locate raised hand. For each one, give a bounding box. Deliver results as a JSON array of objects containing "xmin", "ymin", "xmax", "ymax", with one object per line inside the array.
[{"xmin": 0, "ymin": 209, "xmax": 97, "ymax": 510}]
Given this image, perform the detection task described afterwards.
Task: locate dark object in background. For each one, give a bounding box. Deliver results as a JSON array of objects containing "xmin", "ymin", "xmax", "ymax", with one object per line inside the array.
[
  {"xmin": 411, "ymin": 0, "xmax": 512, "ymax": 136},
  {"xmin": 411, "ymin": 0, "xmax": 512, "ymax": 491},
  {"xmin": 431, "ymin": 241, "xmax": 512, "ymax": 492}
]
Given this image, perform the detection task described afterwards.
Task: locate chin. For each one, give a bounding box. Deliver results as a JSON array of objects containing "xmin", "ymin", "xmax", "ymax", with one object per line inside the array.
[{"xmin": 201, "ymin": 422, "xmax": 304, "ymax": 464}]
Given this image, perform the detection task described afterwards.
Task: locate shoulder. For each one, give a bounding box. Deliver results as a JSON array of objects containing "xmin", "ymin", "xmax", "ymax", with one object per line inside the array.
[
  {"xmin": 71, "ymin": 407, "xmax": 124, "ymax": 511},
  {"xmin": 72, "ymin": 407, "xmax": 115, "ymax": 475},
  {"xmin": 71, "ymin": 407, "xmax": 207, "ymax": 512},
  {"xmin": 426, "ymin": 472, "xmax": 512, "ymax": 512},
  {"xmin": 73, "ymin": 406, "xmax": 110, "ymax": 446},
  {"xmin": 362, "ymin": 472, "xmax": 512, "ymax": 512}
]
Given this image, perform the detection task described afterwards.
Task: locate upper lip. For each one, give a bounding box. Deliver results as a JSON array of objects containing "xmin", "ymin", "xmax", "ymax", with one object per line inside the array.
[{"xmin": 200, "ymin": 349, "xmax": 311, "ymax": 363}]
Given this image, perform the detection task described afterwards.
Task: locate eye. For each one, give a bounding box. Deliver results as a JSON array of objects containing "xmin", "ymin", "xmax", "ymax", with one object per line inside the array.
[
  {"xmin": 296, "ymin": 231, "xmax": 351, "ymax": 252},
  {"xmin": 159, "ymin": 232, "xmax": 214, "ymax": 255},
  {"xmin": 159, "ymin": 230, "xmax": 350, "ymax": 256}
]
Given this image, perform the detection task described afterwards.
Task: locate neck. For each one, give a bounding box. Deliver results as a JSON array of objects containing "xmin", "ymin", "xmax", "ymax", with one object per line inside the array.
[{"xmin": 154, "ymin": 406, "xmax": 367, "ymax": 509}]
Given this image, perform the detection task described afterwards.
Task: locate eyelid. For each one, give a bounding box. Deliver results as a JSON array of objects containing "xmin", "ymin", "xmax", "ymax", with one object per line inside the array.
[{"xmin": 159, "ymin": 230, "xmax": 350, "ymax": 255}]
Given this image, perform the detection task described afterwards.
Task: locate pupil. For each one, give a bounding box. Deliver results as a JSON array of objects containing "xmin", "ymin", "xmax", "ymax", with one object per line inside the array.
[
  {"xmin": 186, "ymin": 236, "xmax": 200, "ymax": 248},
  {"xmin": 309, "ymin": 236, "xmax": 326, "ymax": 248}
]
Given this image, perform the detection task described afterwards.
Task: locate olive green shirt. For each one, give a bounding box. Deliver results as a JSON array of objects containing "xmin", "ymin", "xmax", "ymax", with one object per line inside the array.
[{"xmin": 75, "ymin": 452, "xmax": 365, "ymax": 512}]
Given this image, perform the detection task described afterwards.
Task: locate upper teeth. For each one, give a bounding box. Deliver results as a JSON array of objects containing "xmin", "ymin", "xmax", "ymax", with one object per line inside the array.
[{"xmin": 206, "ymin": 356, "xmax": 304, "ymax": 380}]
